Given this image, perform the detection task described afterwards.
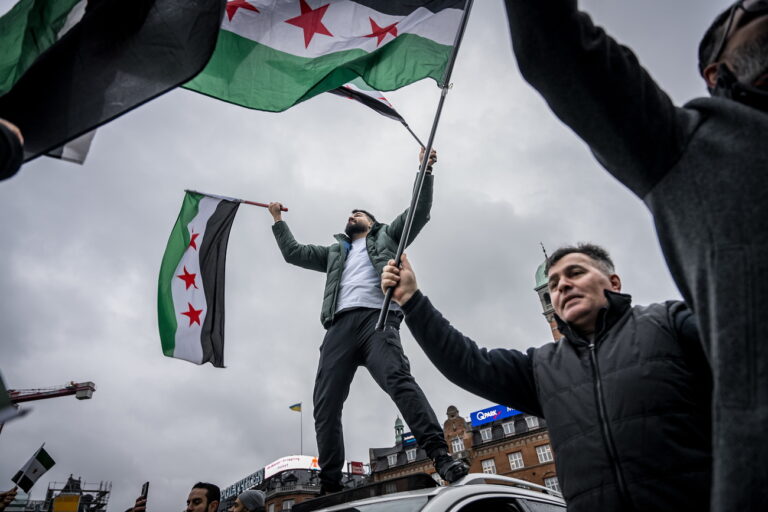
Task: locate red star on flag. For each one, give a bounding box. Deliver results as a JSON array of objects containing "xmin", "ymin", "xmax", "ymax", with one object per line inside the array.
[
  {"xmin": 365, "ymin": 18, "xmax": 398, "ymax": 46},
  {"xmin": 226, "ymin": 0, "xmax": 259, "ymax": 22},
  {"xmin": 181, "ymin": 302, "xmax": 204, "ymax": 326},
  {"xmin": 176, "ymin": 266, "xmax": 198, "ymax": 290},
  {"xmin": 188, "ymin": 232, "xmax": 200, "ymax": 250},
  {"xmin": 285, "ymin": 0, "xmax": 333, "ymax": 48}
]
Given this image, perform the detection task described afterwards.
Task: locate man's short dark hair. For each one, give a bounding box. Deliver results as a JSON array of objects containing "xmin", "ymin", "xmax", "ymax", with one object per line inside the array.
[
  {"xmin": 352, "ymin": 209, "xmax": 377, "ymax": 224},
  {"xmin": 698, "ymin": 3, "xmax": 740, "ymax": 76},
  {"xmin": 546, "ymin": 243, "xmax": 616, "ymax": 277},
  {"xmin": 192, "ymin": 483, "xmax": 220, "ymax": 505}
]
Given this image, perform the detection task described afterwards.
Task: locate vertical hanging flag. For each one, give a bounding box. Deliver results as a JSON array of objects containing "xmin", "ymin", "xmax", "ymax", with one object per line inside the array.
[
  {"xmin": 158, "ymin": 191, "xmax": 240, "ymax": 367},
  {"xmin": 289, "ymin": 403, "xmax": 302, "ymax": 412},
  {"xmin": 12, "ymin": 444, "xmax": 55, "ymax": 493},
  {"xmin": 185, "ymin": 0, "xmax": 467, "ymax": 112}
]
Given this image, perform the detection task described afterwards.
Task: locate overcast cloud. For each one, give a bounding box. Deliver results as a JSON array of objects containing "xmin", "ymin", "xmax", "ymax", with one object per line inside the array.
[{"xmin": 0, "ymin": 1, "xmax": 727, "ymax": 511}]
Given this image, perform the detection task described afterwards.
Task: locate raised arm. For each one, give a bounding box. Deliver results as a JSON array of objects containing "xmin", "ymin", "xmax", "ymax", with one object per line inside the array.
[
  {"xmin": 269, "ymin": 202, "xmax": 328, "ymax": 272},
  {"xmin": 383, "ymin": 255, "xmax": 543, "ymax": 415},
  {"xmin": 504, "ymin": 0, "xmax": 697, "ymax": 198},
  {"xmin": 385, "ymin": 148, "xmax": 437, "ymax": 245}
]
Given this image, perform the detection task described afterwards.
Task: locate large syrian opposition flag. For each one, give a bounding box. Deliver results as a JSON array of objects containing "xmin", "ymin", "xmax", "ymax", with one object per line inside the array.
[
  {"xmin": 12, "ymin": 445, "xmax": 55, "ymax": 493},
  {"xmin": 185, "ymin": 0, "xmax": 466, "ymax": 112},
  {"xmin": 158, "ymin": 192, "xmax": 240, "ymax": 367},
  {"xmin": 0, "ymin": 0, "xmax": 225, "ymax": 165}
]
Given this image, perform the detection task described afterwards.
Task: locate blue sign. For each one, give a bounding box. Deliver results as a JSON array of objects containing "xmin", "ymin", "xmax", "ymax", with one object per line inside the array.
[
  {"xmin": 401, "ymin": 432, "xmax": 416, "ymax": 446},
  {"xmin": 469, "ymin": 404, "xmax": 522, "ymax": 427}
]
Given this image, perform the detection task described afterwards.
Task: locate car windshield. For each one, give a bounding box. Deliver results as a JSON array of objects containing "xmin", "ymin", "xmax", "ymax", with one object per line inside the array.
[{"xmin": 334, "ymin": 496, "xmax": 429, "ymax": 512}]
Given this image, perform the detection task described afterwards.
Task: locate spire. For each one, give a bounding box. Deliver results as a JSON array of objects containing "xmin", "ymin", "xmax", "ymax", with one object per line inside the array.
[{"xmin": 394, "ymin": 415, "xmax": 404, "ymax": 444}]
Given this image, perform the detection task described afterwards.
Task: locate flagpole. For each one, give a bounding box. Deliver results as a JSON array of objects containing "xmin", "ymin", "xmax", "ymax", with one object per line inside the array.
[
  {"xmin": 300, "ymin": 406, "xmax": 303, "ymax": 455},
  {"xmin": 376, "ymin": 0, "xmax": 475, "ymax": 331},
  {"xmin": 401, "ymin": 121, "xmax": 425, "ymax": 148},
  {"xmin": 185, "ymin": 189, "xmax": 288, "ymax": 211}
]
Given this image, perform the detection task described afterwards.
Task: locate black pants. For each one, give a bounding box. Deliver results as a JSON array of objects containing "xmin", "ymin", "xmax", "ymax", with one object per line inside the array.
[{"xmin": 313, "ymin": 307, "xmax": 447, "ymax": 486}]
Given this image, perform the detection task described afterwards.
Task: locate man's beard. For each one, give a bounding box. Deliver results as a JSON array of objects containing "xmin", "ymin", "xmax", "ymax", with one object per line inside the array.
[
  {"xmin": 730, "ymin": 31, "xmax": 768, "ymax": 88},
  {"xmin": 345, "ymin": 221, "xmax": 367, "ymax": 237}
]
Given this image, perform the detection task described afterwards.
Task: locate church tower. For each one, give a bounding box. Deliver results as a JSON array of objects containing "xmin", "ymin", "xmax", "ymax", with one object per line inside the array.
[
  {"xmin": 394, "ymin": 416, "xmax": 404, "ymax": 445},
  {"xmin": 535, "ymin": 260, "xmax": 561, "ymax": 341}
]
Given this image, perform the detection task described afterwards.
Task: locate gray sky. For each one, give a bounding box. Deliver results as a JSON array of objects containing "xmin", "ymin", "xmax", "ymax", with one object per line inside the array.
[{"xmin": 0, "ymin": 1, "xmax": 727, "ymax": 511}]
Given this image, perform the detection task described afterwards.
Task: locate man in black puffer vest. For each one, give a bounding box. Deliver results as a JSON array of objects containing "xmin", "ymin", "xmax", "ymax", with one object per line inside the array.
[
  {"xmin": 503, "ymin": 2, "xmax": 768, "ymax": 510},
  {"xmin": 382, "ymin": 245, "xmax": 712, "ymax": 512}
]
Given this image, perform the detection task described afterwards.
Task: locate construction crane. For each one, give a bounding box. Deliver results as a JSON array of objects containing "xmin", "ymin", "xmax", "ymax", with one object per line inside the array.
[{"xmin": 8, "ymin": 381, "xmax": 96, "ymax": 403}]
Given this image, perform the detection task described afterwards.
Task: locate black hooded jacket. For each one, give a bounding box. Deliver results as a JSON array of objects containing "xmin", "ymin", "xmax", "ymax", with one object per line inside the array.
[{"xmin": 402, "ymin": 289, "xmax": 712, "ymax": 512}]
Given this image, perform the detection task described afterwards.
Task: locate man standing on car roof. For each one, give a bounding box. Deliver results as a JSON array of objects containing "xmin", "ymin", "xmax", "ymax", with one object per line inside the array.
[{"xmin": 267, "ymin": 149, "xmax": 468, "ymax": 495}]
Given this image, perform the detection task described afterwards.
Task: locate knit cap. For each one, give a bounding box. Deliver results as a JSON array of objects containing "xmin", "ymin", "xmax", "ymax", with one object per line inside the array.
[{"xmin": 238, "ymin": 490, "xmax": 265, "ymax": 512}]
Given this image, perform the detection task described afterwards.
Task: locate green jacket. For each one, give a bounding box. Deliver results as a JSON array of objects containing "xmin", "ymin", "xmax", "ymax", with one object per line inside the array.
[{"xmin": 272, "ymin": 174, "xmax": 434, "ymax": 328}]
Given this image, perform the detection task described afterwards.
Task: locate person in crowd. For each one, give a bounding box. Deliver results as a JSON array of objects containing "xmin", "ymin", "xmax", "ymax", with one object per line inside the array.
[
  {"xmin": 228, "ymin": 490, "xmax": 265, "ymax": 512},
  {"xmin": 501, "ymin": 2, "xmax": 768, "ymax": 509},
  {"xmin": 382, "ymin": 247, "xmax": 712, "ymax": 512},
  {"xmin": 131, "ymin": 482, "xmax": 220, "ymax": 512}
]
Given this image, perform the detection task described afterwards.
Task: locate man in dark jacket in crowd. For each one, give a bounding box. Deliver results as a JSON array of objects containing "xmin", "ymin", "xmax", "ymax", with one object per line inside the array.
[
  {"xmin": 267, "ymin": 149, "xmax": 467, "ymax": 494},
  {"xmin": 502, "ymin": 1, "xmax": 768, "ymax": 510},
  {"xmin": 382, "ymin": 246, "xmax": 712, "ymax": 512}
]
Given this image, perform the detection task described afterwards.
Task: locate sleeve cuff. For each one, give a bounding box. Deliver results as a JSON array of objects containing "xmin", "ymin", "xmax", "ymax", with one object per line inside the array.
[{"xmin": 402, "ymin": 289, "xmax": 425, "ymax": 315}]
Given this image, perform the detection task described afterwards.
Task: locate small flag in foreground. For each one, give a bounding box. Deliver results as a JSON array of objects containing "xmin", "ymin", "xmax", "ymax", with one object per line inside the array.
[
  {"xmin": 289, "ymin": 403, "xmax": 302, "ymax": 412},
  {"xmin": 185, "ymin": 0, "xmax": 467, "ymax": 112},
  {"xmin": 158, "ymin": 191, "xmax": 240, "ymax": 368},
  {"xmin": 12, "ymin": 444, "xmax": 55, "ymax": 493}
]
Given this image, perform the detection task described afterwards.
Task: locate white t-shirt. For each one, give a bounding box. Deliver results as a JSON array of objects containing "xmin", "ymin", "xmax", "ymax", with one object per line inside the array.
[{"xmin": 335, "ymin": 237, "xmax": 401, "ymax": 313}]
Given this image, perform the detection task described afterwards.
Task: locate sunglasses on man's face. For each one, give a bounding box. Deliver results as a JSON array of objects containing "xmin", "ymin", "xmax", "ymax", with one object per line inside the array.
[{"xmin": 711, "ymin": 0, "xmax": 768, "ymax": 65}]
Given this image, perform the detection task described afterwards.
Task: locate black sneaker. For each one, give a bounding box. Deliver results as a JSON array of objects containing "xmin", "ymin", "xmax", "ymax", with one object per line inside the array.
[
  {"xmin": 433, "ymin": 454, "xmax": 469, "ymax": 483},
  {"xmin": 319, "ymin": 481, "xmax": 344, "ymax": 496}
]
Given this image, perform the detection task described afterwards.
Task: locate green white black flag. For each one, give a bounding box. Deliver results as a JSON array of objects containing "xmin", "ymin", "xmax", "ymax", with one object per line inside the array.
[
  {"xmin": 12, "ymin": 444, "xmax": 55, "ymax": 493},
  {"xmin": 158, "ymin": 192, "xmax": 240, "ymax": 367}
]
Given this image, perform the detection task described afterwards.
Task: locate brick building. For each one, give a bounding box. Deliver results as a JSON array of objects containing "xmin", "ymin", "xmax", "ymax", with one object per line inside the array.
[
  {"xmin": 369, "ymin": 405, "xmax": 560, "ymax": 492},
  {"xmin": 218, "ymin": 456, "xmax": 366, "ymax": 512}
]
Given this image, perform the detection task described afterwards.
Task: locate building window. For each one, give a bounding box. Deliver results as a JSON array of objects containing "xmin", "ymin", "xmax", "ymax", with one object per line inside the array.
[
  {"xmin": 481, "ymin": 458, "xmax": 496, "ymax": 474},
  {"xmin": 268, "ymin": 505, "xmax": 275, "ymax": 512},
  {"xmin": 525, "ymin": 416, "xmax": 540, "ymax": 429},
  {"xmin": 480, "ymin": 427, "xmax": 492, "ymax": 441},
  {"xmin": 384, "ymin": 482, "xmax": 397, "ymax": 494},
  {"xmin": 536, "ymin": 444, "xmax": 554, "ymax": 463},
  {"xmin": 508, "ymin": 451, "xmax": 524, "ymax": 470},
  {"xmin": 502, "ymin": 422, "xmax": 515, "ymax": 436},
  {"xmin": 451, "ymin": 437, "xmax": 464, "ymax": 453},
  {"xmin": 281, "ymin": 500, "xmax": 294, "ymax": 511},
  {"xmin": 387, "ymin": 453, "xmax": 398, "ymax": 466},
  {"xmin": 406, "ymin": 448, "xmax": 417, "ymax": 462},
  {"xmin": 543, "ymin": 292, "xmax": 552, "ymax": 307},
  {"xmin": 544, "ymin": 477, "xmax": 561, "ymax": 492}
]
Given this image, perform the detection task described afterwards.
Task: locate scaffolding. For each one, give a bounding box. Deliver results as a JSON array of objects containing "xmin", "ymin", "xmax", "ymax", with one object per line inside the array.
[{"xmin": 40, "ymin": 476, "xmax": 111, "ymax": 512}]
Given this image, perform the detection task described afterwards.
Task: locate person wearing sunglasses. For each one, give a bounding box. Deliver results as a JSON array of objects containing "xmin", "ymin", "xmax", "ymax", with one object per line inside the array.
[{"xmin": 502, "ymin": 1, "xmax": 768, "ymax": 511}]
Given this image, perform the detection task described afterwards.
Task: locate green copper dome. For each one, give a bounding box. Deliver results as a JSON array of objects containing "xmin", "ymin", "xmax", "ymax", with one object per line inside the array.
[{"xmin": 535, "ymin": 260, "xmax": 548, "ymax": 288}]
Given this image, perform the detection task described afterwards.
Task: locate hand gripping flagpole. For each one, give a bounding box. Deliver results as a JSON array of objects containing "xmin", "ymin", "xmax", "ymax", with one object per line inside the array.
[{"xmin": 376, "ymin": 0, "xmax": 475, "ymax": 331}]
